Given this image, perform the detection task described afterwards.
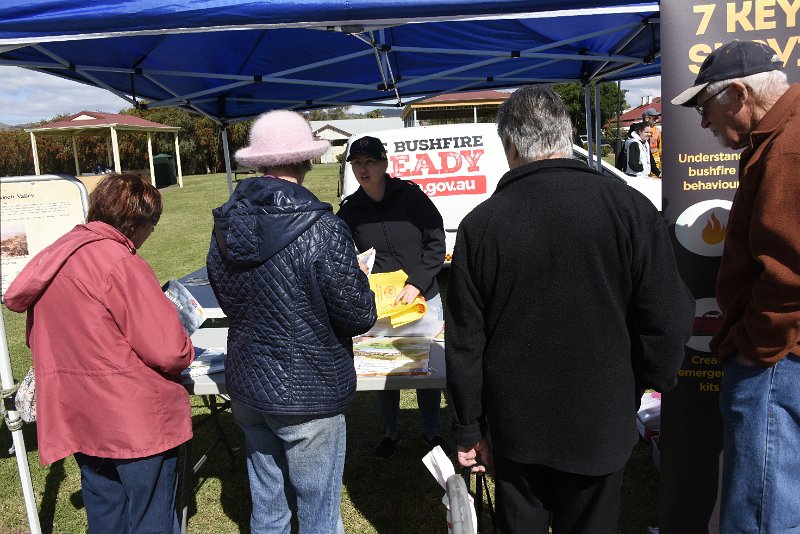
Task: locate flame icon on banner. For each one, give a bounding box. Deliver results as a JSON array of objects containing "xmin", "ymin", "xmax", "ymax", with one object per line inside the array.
[
  {"xmin": 701, "ymin": 212, "xmax": 726, "ymax": 244},
  {"xmin": 676, "ymin": 200, "xmax": 732, "ymax": 257}
]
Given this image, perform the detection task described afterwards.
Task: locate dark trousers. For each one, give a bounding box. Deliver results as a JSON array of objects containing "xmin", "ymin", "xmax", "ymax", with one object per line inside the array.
[
  {"xmin": 494, "ymin": 455, "xmax": 625, "ymax": 534},
  {"xmin": 75, "ymin": 448, "xmax": 180, "ymax": 534}
]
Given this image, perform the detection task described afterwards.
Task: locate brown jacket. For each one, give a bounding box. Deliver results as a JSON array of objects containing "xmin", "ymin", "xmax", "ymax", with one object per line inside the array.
[{"xmin": 710, "ymin": 84, "xmax": 800, "ymax": 365}]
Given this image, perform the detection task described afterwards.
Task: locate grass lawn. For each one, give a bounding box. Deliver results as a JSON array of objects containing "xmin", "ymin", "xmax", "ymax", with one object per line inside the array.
[{"xmin": 1, "ymin": 164, "xmax": 659, "ymax": 532}]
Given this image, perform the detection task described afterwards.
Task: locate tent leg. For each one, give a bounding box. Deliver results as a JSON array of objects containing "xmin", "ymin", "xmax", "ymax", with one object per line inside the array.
[
  {"xmin": 584, "ymin": 84, "xmax": 593, "ymax": 166},
  {"xmin": 0, "ymin": 311, "xmax": 42, "ymax": 534},
  {"xmin": 594, "ymin": 83, "xmax": 602, "ymax": 170},
  {"xmin": 616, "ymin": 81, "xmax": 622, "ymax": 156},
  {"xmin": 221, "ymin": 127, "xmax": 233, "ymax": 194}
]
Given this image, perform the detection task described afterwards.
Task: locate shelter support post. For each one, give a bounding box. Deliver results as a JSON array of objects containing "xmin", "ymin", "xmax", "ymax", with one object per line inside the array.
[
  {"xmin": 221, "ymin": 127, "xmax": 233, "ymax": 194},
  {"xmin": 594, "ymin": 83, "xmax": 602, "ymax": 170},
  {"xmin": 584, "ymin": 84, "xmax": 593, "ymax": 167},
  {"xmin": 106, "ymin": 137, "xmax": 113, "ymax": 168},
  {"xmin": 174, "ymin": 133, "xmax": 183, "ymax": 188},
  {"xmin": 473, "ymin": 106, "xmax": 477, "ymax": 123},
  {"xmin": 0, "ymin": 310, "xmax": 42, "ymax": 534},
  {"xmin": 110, "ymin": 127, "xmax": 121, "ymax": 174},
  {"xmin": 147, "ymin": 133, "xmax": 156, "ymax": 187},
  {"xmin": 72, "ymin": 134, "xmax": 80, "ymax": 176},
  {"xmin": 29, "ymin": 133, "xmax": 40, "ymax": 175}
]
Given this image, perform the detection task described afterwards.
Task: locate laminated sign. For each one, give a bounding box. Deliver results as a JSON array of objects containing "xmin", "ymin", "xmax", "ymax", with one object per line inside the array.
[{"xmin": 369, "ymin": 270, "xmax": 427, "ymax": 327}]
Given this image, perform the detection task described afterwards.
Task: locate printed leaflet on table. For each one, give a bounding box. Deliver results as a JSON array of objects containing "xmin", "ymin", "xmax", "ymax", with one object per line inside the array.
[
  {"xmin": 182, "ymin": 348, "xmax": 226, "ymax": 377},
  {"xmin": 353, "ymin": 336, "xmax": 430, "ymax": 376}
]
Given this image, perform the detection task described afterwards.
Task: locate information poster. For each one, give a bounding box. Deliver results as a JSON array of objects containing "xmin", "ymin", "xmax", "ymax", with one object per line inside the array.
[
  {"xmin": 1, "ymin": 177, "xmax": 88, "ymax": 295},
  {"xmin": 660, "ymin": 1, "xmax": 798, "ymax": 531}
]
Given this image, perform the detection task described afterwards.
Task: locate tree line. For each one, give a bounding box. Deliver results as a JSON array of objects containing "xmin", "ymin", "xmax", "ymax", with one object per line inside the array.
[
  {"xmin": 0, "ymin": 106, "xmax": 245, "ymax": 177},
  {"xmin": 0, "ymin": 83, "xmax": 627, "ymax": 177},
  {"xmin": 0, "ymin": 105, "xmax": 384, "ymax": 177}
]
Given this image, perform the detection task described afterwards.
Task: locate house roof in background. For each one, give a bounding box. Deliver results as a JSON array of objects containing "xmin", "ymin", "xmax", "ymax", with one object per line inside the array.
[
  {"xmin": 401, "ymin": 89, "xmax": 512, "ymax": 119},
  {"xmin": 615, "ymin": 97, "xmax": 661, "ymax": 126},
  {"xmin": 311, "ymin": 118, "xmax": 404, "ymax": 138},
  {"xmin": 413, "ymin": 90, "xmax": 512, "ymax": 104}
]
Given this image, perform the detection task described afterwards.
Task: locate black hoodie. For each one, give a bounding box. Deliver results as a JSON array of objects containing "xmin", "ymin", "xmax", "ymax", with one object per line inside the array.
[{"xmin": 338, "ymin": 175, "xmax": 445, "ymax": 300}]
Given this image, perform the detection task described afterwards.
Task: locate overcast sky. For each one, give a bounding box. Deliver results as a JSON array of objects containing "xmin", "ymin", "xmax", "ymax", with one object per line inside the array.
[{"xmin": 0, "ymin": 66, "xmax": 662, "ymax": 126}]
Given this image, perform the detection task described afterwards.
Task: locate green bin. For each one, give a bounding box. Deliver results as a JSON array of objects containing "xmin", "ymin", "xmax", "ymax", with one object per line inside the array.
[{"xmin": 152, "ymin": 153, "xmax": 177, "ymax": 188}]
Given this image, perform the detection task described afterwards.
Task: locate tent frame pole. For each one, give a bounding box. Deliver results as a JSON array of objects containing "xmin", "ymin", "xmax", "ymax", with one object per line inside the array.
[
  {"xmin": 584, "ymin": 84, "xmax": 593, "ymax": 166},
  {"xmin": 222, "ymin": 126, "xmax": 233, "ymax": 194},
  {"xmin": 0, "ymin": 309, "xmax": 42, "ymax": 534},
  {"xmin": 594, "ymin": 82, "xmax": 603, "ymax": 170}
]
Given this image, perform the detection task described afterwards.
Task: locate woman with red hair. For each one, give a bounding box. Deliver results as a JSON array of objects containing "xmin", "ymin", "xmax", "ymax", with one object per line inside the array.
[{"xmin": 4, "ymin": 174, "xmax": 194, "ymax": 534}]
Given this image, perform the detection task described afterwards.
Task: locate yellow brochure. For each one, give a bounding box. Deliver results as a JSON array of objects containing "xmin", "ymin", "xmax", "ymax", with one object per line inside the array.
[{"xmin": 368, "ymin": 270, "xmax": 427, "ymax": 327}]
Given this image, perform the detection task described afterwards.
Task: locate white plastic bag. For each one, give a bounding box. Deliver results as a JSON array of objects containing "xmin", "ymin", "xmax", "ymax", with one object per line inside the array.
[
  {"xmin": 423, "ymin": 445, "xmax": 477, "ymax": 534},
  {"xmin": 15, "ymin": 366, "xmax": 36, "ymax": 423}
]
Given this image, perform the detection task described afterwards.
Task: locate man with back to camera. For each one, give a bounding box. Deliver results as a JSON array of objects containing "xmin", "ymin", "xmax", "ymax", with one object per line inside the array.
[
  {"xmin": 445, "ymin": 85, "xmax": 694, "ymax": 533},
  {"xmin": 672, "ymin": 39, "xmax": 800, "ymax": 533}
]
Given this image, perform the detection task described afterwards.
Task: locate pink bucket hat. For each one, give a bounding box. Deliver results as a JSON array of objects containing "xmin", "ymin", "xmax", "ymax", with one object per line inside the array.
[{"xmin": 235, "ymin": 110, "xmax": 330, "ymax": 168}]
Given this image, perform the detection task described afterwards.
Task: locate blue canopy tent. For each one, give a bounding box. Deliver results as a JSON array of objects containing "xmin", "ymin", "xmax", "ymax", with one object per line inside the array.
[
  {"xmin": 1, "ymin": 1, "xmax": 660, "ymax": 183},
  {"xmin": 0, "ymin": 5, "xmax": 659, "ymax": 529},
  {"xmin": 0, "ymin": 2, "xmax": 659, "ymax": 119}
]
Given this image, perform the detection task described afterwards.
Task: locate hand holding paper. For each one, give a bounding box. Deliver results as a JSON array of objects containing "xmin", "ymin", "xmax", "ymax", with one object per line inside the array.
[
  {"xmin": 369, "ymin": 270, "xmax": 427, "ymax": 328},
  {"xmin": 357, "ymin": 247, "xmax": 376, "ymax": 276},
  {"xmin": 395, "ymin": 283, "xmax": 421, "ymax": 305}
]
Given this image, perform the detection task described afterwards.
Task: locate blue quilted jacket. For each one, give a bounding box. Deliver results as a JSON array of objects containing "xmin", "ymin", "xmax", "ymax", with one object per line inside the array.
[{"xmin": 206, "ymin": 176, "xmax": 377, "ymax": 415}]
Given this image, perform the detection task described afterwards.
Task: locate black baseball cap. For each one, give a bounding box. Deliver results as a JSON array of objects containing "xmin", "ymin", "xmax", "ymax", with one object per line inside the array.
[
  {"xmin": 346, "ymin": 136, "xmax": 387, "ymax": 161},
  {"xmin": 672, "ymin": 40, "xmax": 783, "ymax": 107}
]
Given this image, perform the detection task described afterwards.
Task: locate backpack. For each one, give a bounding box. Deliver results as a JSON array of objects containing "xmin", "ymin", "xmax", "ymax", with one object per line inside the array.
[{"xmin": 614, "ymin": 143, "xmax": 627, "ymax": 172}]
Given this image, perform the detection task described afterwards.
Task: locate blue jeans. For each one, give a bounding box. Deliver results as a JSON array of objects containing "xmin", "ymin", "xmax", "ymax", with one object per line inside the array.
[
  {"xmin": 720, "ymin": 353, "xmax": 800, "ymax": 533},
  {"xmin": 232, "ymin": 401, "xmax": 346, "ymax": 534},
  {"xmin": 74, "ymin": 448, "xmax": 179, "ymax": 534}
]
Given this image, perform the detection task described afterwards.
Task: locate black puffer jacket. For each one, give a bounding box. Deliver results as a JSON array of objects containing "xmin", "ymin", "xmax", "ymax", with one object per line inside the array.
[
  {"xmin": 207, "ymin": 176, "xmax": 377, "ymax": 415},
  {"xmin": 338, "ymin": 175, "xmax": 445, "ymax": 300}
]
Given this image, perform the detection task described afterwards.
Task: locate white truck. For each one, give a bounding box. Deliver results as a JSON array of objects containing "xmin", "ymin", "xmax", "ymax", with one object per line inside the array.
[{"xmin": 339, "ymin": 123, "xmax": 661, "ymax": 262}]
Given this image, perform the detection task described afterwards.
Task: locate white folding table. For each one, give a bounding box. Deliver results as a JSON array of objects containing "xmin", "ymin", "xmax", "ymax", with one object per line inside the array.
[
  {"xmin": 183, "ymin": 327, "xmax": 446, "ymax": 395},
  {"xmin": 177, "ymin": 268, "xmax": 447, "ymax": 533}
]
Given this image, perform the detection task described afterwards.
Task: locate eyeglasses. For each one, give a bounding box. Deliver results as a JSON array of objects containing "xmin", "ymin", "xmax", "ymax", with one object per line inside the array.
[{"xmin": 695, "ymin": 84, "xmax": 731, "ymax": 117}]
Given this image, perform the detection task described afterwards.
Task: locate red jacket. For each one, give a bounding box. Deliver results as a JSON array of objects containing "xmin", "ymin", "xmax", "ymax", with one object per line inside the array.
[
  {"xmin": 710, "ymin": 84, "xmax": 800, "ymax": 364},
  {"xmin": 4, "ymin": 221, "xmax": 194, "ymax": 464}
]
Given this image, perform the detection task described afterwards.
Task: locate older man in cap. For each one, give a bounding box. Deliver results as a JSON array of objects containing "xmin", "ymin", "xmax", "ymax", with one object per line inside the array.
[{"xmin": 672, "ymin": 40, "xmax": 800, "ymax": 533}]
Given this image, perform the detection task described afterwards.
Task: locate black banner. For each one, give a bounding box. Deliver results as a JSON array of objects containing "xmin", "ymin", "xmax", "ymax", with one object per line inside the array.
[{"xmin": 660, "ymin": 1, "xmax": 798, "ymax": 531}]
